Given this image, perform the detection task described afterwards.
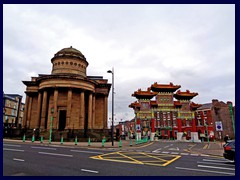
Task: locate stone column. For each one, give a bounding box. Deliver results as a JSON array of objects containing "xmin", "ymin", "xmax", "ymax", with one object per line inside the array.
[
  {"xmin": 79, "ymin": 91, "xmax": 85, "ymax": 129},
  {"xmin": 88, "ymin": 93, "xmax": 93, "ymax": 129},
  {"xmin": 27, "ymin": 96, "xmax": 33, "ymax": 128},
  {"xmin": 92, "ymin": 94, "xmax": 95, "ymax": 129},
  {"xmin": 40, "ymin": 91, "xmax": 48, "ymax": 129},
  {"xmin": 66, "ymin": 88, "xmax": 72, "ymax": 129},
  {"xmin": 23, "ymin": 95, "xmax": 29, "ymax": 128},
  {"xmin": 36, "ymin": 92, "xmax": 42, "ymax": 128},
  {"xmin": 53, "ymin": 89, "xmax": 58, "ymax": 129},
  {"xmin": 104, "ymin": 96, "xmax": 108, "ymax": 129}
]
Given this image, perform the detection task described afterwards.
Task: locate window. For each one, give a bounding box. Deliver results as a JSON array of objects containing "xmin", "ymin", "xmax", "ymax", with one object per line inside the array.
[{"xmin": 11, "ymin": 110, "xmax": 15, "ymax": 116}]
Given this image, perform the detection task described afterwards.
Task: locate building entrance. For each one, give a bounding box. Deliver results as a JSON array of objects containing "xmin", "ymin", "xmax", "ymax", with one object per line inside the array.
[{"xmin": 58, "ymin": 110, "xmax": 66, "ymax": 131}]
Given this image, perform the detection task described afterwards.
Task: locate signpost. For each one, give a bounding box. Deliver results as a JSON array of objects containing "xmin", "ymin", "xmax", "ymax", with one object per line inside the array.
[{"xmin": 215, "ymin": 121, "xmax": 223, "ymax": 146}]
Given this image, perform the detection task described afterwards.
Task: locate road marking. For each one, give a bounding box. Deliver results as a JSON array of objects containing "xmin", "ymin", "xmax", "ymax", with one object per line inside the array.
[
  {"xmin": 203, "ymin": 159, "xmax": 231, "ymax": 163},
  {"xmin": 81, "ymin": 169, "xmax": 99, "ymax": 174},
  {"xmin": 38, "ymin": 152, "xmax": 73, "ymax": 157},
  {"xmin": 3, "ymin": 148, "xmax": 24, "ymax": 152},
  {"xmin": 198, "ymin": 165, "xmax": 235, "ymax": 171},
  {"xmin": 91, "ymin": 151, "xmax": 180, "ymax": 167},
  {"xmin": 161, "ymin": 151, "xmax": 169, "ymax": 154},
  {"xmin": 31, "ymin": 146, "xmax": 57, "ymax": 150},
  {"xmin": 70, "ymin": 150, "xmax": 103, "ymax": 154},
  {"xmin": 3, "ymin": 144, "xmax": 21, "ymax": 147},
  {"xmin": 164, "ymin": 146, "xmax": 169, "ymax": 148},
  {"xmin": 169, "ymin": 147, "xmax": 179, "ymax": 151},
  {"xmin": 190, "ymin": 154, "xmax": 199, "ymax": 156},
  {"xmin": 152, "ymin": 148, "xmax": 161, "ymax": 153},
  {"xmin": 200, "ymin": 154, "xmax": 210, "ymax": 157},
  {"xmin": 175, "ymin": 167, "xmax": 235, "ymax": 175},
  {"xmin": 180, "ymin": 153, "xmax": 189, "ymax": 156},
  {"xmin": 13, "ymin": 158, "xmax": 25, "ymax": 162},
  {"xmin": 203, "ymin": 144, "xmax": 208, "ymax": 149},
  {"xmin": 197, "ymin": 161, "xmax": 235, "ymax": 167},
  {"xmin": 170, "ymin": 152, "xmax": 179, "ymax": 155}
]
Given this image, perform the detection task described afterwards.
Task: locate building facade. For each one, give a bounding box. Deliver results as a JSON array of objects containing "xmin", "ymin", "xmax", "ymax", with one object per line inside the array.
[
  {"xmin": 129, "ymin": 82, "xmax": 201, "ymax": 140},
  {"xmin": 196, "ymin": 99, "xmax": 235, "ymax": 140},
  {"xmin": 3, "ymin": 93, "xmax": 25, "ymax": 137},
  {"xmin": 3, "ymin": 93, "xmax": 24, "ymax": 128},
  {"xmin": 22, "ymin": 47, "xmax": 111, "ymax": 139}
]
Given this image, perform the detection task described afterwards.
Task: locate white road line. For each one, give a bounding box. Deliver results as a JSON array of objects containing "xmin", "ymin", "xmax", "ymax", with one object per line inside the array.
[
  {"xmin": 203, "ymin": 159, "xmax": 231, "ymax": 163},
  {"xmin": 3, "ymin": 144, "xmax": 21, "ymax": 147},
  {"xmin": 200, "ymin": 154, "xmax": 210, "ymax": 157},
  {"xmin": 161, "ymin": 151, "xmax": 169, "ymax": 154},
  {"xmin": 175, "ymin": 167, "xmax": 235, "ymax": 175},
  {"xmin": 13, "ymin": 158, "xmax": 25, "ymax": 162},
  {"xmin": 152, "ymin": 148, "xmax": 161, "ymax": 153},
  {"xmin": 170, "ymin": 152, "xmax": 179, "ymax": 155},
  {"xmin": 38, "ymin": 152, "xmax": 73, "ymax": 157},
  {"xmin": 31, "ymin": 146, "xmax": 57, "ymax": 150},
  {"xmin": 197, "ymin": 161, "xmax": 235, "ymax": 167},
  {"xmin": 164, "ymin": 146, "xmax": 169, "ymax": 148},
  {"xmin": 3, "ymin": 148, "xmax": 24, "ymax": 152},
  {"xmin": 190, "ymin": 154, "xmax": 199, "ymax": 156},
  {"xmin": 81, "ymin": 169, "xmax": 99, "ymax": 174},
  {"xmin": 180, "ymin": 153, "xmax": 189, "ymax": 156},
  {"xmin": 198, "ymin": 165, "xmax": 235, "ymax": 171},
  {"xmin": 70, "ymin": 150, "xmax": 103, "ymax": 154}
]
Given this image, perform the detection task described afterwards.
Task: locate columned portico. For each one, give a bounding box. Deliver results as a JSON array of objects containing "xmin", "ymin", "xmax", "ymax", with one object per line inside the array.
[
  {"xmin": 37, "ymin": 92, "xmax": 42, "ymax": 128},
  {"xmin": 66, "ymin": 88, "xmax": 72, "ymax": 129},
  {"xmin": 22, "ymin": 46, "xmax": 111, "ymax": 140},
  {"xmin": 88, "ymin": 93, "xmax": 93, "ymax": 129},
  {"xmin": 79, "ymin": 91, "xmax": 85, "ymax": 129},
  {"xmin": 40, "ymin": 91, "xmax": 48, "ymax": 129}
]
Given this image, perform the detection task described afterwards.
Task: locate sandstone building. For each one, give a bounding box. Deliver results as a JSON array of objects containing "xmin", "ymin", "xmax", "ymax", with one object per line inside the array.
[{"xmin": 22, "ymin": 47, "xmax": 111, "ymax": 139}]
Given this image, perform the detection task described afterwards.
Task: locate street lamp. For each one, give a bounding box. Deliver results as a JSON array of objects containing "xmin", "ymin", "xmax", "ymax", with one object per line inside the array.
[{"xmin": 107, "ymin": 68, "xmax": 114, "ymax": 146}]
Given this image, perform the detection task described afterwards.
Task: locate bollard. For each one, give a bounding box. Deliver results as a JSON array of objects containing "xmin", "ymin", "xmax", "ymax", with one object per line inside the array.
[
  {"xmin": 130, "ymin": 139, "xmax": 132, "ymax": 146},
  {"xmin": 119, "ymin": 139, "xmax": 122, "ymax": 148},
  {"xmin": 88, "ymin": 137, "xmax": 91, "ymax": 146},
  {"xmin": 23, "ymin": 134, "xmax": 26, "ymax": 142},
  {"xmin": 40, "ymin": 136, "xmax": 43, "ymax": 143},
  {"xmin": 102, "ymin": 139, "xmax": 105, "ymax": 147},
  {"xmin": 74, "ymin": 136, "xmax": 78, "ymax": 145},
  {"xmin": 32, "ymin": 134, "xmax": 35, "ymax": 143},
  {"xmin": 60, "ymin": 136, "xmax": 64, "ymax": 145}
]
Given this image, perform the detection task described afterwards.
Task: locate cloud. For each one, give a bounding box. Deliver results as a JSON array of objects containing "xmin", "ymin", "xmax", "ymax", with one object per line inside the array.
[{"xmin": 3, "ymin": 4, "xmax": 235, "ymax": 123}]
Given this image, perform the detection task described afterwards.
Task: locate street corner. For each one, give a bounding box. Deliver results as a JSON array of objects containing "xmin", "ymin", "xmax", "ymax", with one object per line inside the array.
[{"xmin": 90, "ymin": 151, "xmax": 181, "ymax": 167}]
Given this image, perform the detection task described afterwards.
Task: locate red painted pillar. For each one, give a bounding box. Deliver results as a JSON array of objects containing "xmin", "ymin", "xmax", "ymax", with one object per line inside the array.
[
  {"xmin": 177, "ymin": 118, "xmax": 182, "ymax": 132},
  {"xmin": 151, "ymin": 118, "xmax": 155, "ymax": 132},
  {"xmin": 192, "ymin": 118, "xmax": 196, "ymax": 132}
]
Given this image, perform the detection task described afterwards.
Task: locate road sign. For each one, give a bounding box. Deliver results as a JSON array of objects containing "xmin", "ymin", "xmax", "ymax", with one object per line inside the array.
[
  {"xmin": 136, "ymin": 124, "xmax": 141, "ymax": 131},
  {"xmin": 215, "ymin": 121, "xmax": 223, "ymax": 131}
]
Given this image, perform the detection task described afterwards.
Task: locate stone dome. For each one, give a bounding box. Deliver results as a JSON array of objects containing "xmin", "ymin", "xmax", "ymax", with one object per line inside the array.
[
  {"xmin": 51, "ymin": 46, "xmax": 88, "ymax": 77},
  {"xmin": 54, "ymin": 46, "xmax": 86, "ymax": 60}
]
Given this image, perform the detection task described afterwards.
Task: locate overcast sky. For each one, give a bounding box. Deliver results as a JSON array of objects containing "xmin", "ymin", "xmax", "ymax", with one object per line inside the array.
[{"xmin": 3, "ymin": 4, "xmax": 235, "ymax": 125}]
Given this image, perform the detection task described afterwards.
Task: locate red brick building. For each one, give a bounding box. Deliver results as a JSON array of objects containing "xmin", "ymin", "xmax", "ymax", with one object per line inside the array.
[{"xmin": 196, "ymin": 99, "xmax": 235, "ymax": 140}]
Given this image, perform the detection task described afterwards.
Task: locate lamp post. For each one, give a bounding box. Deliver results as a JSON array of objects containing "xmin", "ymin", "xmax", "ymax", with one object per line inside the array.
[{"xmin": 107, "ymin": 68, "xmax": 114, "ymax": 146}]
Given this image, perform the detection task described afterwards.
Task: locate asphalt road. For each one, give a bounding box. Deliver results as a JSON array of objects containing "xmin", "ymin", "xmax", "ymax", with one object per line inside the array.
[{"xmin": 3, "ymin": 141, "xmax": 235, "ymax": 176}]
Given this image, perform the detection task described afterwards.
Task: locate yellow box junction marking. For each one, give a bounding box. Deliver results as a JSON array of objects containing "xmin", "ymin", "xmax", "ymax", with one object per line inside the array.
[{"xmin": 90, "ymin": 151, "xmax": 181, "ymax": 167}]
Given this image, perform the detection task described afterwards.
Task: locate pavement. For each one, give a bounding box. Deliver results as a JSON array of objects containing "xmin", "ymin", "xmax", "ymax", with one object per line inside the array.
[{"xmin": 3, "ymin": 138, "xmax": 224, "ymax": 157}]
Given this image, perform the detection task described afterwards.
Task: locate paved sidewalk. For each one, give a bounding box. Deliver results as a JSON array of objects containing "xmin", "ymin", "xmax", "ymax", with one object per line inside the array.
[{"xmin": 3, "ymin": 138, "xmax": 150, "ymax": 149}]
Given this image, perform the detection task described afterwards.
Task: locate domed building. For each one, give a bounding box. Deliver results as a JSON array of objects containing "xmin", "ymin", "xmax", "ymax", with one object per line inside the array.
[{"xmin": 22, "ymin": 47, "xmax": 111, "ymax": 140}]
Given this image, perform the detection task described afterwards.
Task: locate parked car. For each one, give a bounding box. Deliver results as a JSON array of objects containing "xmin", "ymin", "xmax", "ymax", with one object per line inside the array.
[{"xmin": 223, "ymin": 140, "xmax": 235, "ymax": 162}]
